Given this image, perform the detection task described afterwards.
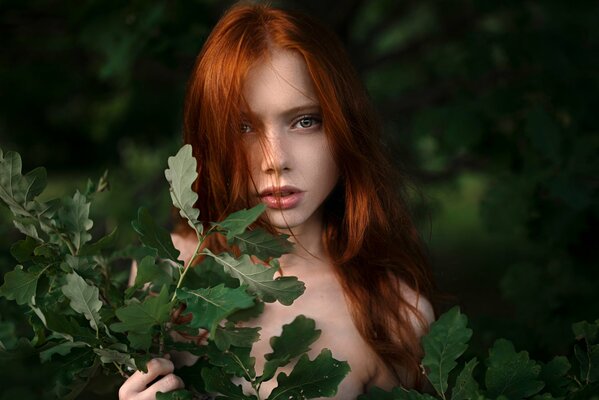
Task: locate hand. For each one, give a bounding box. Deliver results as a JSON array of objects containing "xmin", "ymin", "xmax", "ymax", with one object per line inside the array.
[{"xmin": 118, "ymin": 357, "xmax": 185, "ymax": 400}]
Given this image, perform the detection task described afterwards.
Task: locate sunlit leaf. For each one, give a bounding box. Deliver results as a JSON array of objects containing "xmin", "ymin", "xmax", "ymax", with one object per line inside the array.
[
  {"xmin": 164, "ymin": 144, "xmax": 201, "ymax": 231},
  {"xmin": 61, "ymin": 272, "xmax": 103, "ymax": 332},
  {"xmin": 485, "ymin": 339, "xmax": 544, "ymax": 399},
  {"xmin": 421, "ymin": 306, "xmax": 472, "ymax": 397},
  {"xmin": 267, "ymin": 349, "xmax": 350, "ymax": 400},
  {"xmin": 205, "ymin": 250, "xmax": 304, "ymax": 305}
]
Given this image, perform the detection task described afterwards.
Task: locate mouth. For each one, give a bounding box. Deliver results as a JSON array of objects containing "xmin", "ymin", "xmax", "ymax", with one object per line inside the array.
[{"xmin": 258, "ymin": 186, "xmax": 304, "ymax": 209}]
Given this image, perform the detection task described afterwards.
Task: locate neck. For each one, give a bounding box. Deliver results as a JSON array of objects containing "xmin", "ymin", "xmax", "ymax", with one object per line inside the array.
[{"xmin": 276, "ymin": 208, "xmax": 327, "ymax": 267}]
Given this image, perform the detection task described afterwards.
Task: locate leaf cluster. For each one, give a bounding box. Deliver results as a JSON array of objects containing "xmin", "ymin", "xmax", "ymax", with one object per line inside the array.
[
  {"xmin": 0, "ymin": 145, "xmax": 349, "ymax": 399},
  {"xmin": 359, "ymin": 307, "xmax": 599, "ymax": 400}
]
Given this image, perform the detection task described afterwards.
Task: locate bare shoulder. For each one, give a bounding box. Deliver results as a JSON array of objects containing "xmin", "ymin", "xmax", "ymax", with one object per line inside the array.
[
  {"xmin": 170, "ymin": 231, "xmax": 199, "ymax": 264},
  {"xmin": 399, "ymin": 281, "xmax": 435, "ymax": 336}
]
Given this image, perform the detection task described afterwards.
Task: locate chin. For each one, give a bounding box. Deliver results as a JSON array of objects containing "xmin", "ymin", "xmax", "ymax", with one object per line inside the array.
[{"xmin": 263, "ymin": 209, "xmax": 309, "ymax": 231}]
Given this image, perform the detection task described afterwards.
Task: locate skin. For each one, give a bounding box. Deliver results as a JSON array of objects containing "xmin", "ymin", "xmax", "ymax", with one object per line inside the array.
[{"xmin": 119, "ymin": 48, "xmax": 434, "ymax": 400}]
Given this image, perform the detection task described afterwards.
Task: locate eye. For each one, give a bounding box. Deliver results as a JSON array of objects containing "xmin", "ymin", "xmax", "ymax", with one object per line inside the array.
[
  {"xmin": 241, "ymin": 122, "xmax": 253, "ymax": 134},
  {"xmin": 293, "ymin": 115, "xmax": 322, "ymax": 129}
]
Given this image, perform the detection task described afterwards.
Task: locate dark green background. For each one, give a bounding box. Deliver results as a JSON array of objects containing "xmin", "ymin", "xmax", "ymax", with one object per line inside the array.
[{"xmin": 1, "ymin": 0, "xmax": 598, "ymax": 398}]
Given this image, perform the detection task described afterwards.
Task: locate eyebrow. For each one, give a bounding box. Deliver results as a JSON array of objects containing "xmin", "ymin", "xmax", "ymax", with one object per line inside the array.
[
  {"xmin": 281, "ymin": 104, "xmax": 322, "ymax": 118},
  {"xmin": 241, "ymin": 103, "xmax": 322, "ymax": 120}
]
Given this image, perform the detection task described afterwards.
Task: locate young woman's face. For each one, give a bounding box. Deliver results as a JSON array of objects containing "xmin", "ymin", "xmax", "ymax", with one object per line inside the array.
[{"xmin": 241, "ymin": 48, "xmax": 339, "ymax": 232}]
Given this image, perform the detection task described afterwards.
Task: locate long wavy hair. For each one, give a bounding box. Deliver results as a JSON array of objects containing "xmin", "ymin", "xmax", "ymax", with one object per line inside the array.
[{"xmin": 179, "ymin": 2, "xmax": 436, "ymax": 388}]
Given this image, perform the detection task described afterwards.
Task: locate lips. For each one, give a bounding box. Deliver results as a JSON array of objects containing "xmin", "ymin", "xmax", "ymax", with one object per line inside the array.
[{"xmin": 259, "ymin": 186, "xmax": 304, "ymax": 209}]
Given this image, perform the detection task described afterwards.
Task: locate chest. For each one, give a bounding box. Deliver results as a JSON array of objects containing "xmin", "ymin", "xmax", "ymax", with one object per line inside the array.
[{"xmin": 237, "ymin": 268, "xmax": 379, "ymax": 399}]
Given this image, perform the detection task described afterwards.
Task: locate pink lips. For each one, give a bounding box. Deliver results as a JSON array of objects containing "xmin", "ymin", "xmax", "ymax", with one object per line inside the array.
[{"xmin": 259, "ymin": 186, "xmax": 304, "ymax": 209}]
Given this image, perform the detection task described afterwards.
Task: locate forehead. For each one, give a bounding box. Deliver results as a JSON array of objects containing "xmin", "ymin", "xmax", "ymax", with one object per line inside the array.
[{"xmin": 242, "ymin": 48, "xmax": 318, "ymax": 113}]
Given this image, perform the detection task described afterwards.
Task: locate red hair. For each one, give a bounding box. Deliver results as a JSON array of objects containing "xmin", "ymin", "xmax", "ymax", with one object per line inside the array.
[{"xmin": 181, "ymin": 3, "xmax": 436, "ymax": 388}]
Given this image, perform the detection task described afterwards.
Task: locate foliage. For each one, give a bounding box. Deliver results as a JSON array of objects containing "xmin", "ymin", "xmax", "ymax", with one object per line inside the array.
[
  {"xmin": 1, "ymin": 0, "xmax": 598, "ymax": 397},
  {"xmin": 0, "ymin": 145, "xmax": 349, "ymax": 399},
  {"xmin": 359, "ymin": 307, "xmax": 599, "ymax": 400}
]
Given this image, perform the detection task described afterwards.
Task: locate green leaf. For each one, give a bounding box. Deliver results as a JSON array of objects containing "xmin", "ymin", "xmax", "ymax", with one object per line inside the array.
[
  {"xmin": 134, "ymin": 255, "xmax": 173, "ymax": 288},
  {"xmin": 164, "ymin": 144, "xmax": 201, "ymax": 231},
  {"xmin": 176, "ymin": 284, "xmax": 255, "ymax": 336},
  {"xmin": 574, "ymin": 343, "xmax": 599, "ymax": 384},
  {"xmin": 156, "ymin": 390, "xmax": 194, "ymax": 400},
  {"xmin": 573, "ymin": 320, "xmax": 598, "ymax": 342},
  {"xmin": 79, "ymin": 226, "xmax": 118, "ymax": 256},
  {"xmin": 202, "ymin": 367, "xmax": 257, "ymax": 400},
  {"xmin": 214, "ymin": 204, "xmax": 266, "ymax": 240},
  {"xmin": 267, "ymin": 349, "xmax": 350, "ymax": 400},
  {"xmin": 13, "ymin": 216, "xmax": 42, "ymax": 240},
  {"xmin": 0, "ymin": 149, "xmax": 47, "ymax": 214},
  {"xmin": 261, "ymin": 315, "xmax": 321, "ymax": 382},
  {"xmin": 206, "ymin": 343, "xmax": 256, "ymax": 379},
  {"xmin": 389, "ymin": 389, "xmax": 438, "ymax": 400},
  {"xmin": 111, "ymin": 285, "xmax": 171, "ymax": 349},
  {"xmin": 61, "ymin": 272, "xmax": 103, "ymax": 332},
  {"xmin": 357, "ymin": 387, "xmax": 395, "ymax": 400},
  {"xmin": 230, "ymin": 228, "xmax": 293, "ymax": 259},
  {"xmin": 451, "ymin": 358, "xmax": 480, "ymax": 400},
  {"xmin": 485, "ymin": 339, "xmax": 544, "ymax": 399},
  {"xmin": 58, "ymin": 191, "xmax": 93, "ymax": 252},
  {"xmin": 359, "ymin": 388, "xmax": 438, "ymax": 400},
  {"xmin": 10, "ymin": 236, "xmax": 38, "ymax": 262},
  {"xmin": 227, "ymin": 301, "xmax": 265, "ymax": 323},
  {"xmin": 539, "ymin": 356, "xmax": 571, "ymax": 397},
  {"xmin": 421, "ymin": 306, "xmax": 472, "ymax": 397},
  {"xmin": 214, "ymin": 324, "xmax": 261, "ymax": 351},
  {"xmin": 131, "ymin": 207, "xmax": 180, "ymax": 261},
  {"xmin": 132, "ymin": 207, "xmax": 181, "ymax": 262},
  {"xmin": 205, "ymin": 250, "xmax": 304, "ymax": 305},
  {"xmin": 0, "ymin": 265, "xmax": 39, "ymax": 305},
  {"xmin": 93, "ymin": 347, "xmax": 136, "ymax": 370},
  {"xmin": 45, "ymin": 312, "xmax": 97, "ymax": 342},
  {"xmin": 40, "ymin": 341, "xmax": 89, "ymax": 362}
]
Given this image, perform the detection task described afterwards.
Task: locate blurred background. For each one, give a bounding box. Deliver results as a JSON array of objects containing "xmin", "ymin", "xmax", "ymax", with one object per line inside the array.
[{"xmin": 1, "ymin": 0, "xmax": 598, "ymax": 398}]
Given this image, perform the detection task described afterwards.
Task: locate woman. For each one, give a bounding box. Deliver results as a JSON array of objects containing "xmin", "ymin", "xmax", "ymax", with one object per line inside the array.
[{"xmin": 119, "ymin": 3, "xmax": 436, "ymax": 399}]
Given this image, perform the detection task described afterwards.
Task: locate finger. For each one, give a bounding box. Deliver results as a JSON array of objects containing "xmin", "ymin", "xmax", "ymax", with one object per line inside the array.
[
  {"xmin": 143, "ymin": 373, "xmax": 185, "ymax": 400},
  {"xmin": 121, "ymin": 358, "xmax": 175, "ymax": 396}
]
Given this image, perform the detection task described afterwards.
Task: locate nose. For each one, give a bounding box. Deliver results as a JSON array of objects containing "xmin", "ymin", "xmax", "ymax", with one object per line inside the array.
[{"xmin": 260, "ymin": 130, "xmax": 290, "ymax": 175}]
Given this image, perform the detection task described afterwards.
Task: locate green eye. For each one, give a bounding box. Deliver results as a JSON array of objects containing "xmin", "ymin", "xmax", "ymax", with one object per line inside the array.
[
  {"xmin": 299, "ymin": 118, "xmax": 314, "ymax": 128},
  {"xmin": 294, "ymin": 115, "xmax": 321, "ymax": 129}
]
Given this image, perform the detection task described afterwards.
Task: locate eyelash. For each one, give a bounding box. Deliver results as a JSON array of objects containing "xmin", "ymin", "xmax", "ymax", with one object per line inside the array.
[
  {"xmin": 292, "ymin": 115, "xmax": 322, "ymax": 130},
  {"xmin": 240, "ymin": 114, "xmax": 322, "ymax": 134}
]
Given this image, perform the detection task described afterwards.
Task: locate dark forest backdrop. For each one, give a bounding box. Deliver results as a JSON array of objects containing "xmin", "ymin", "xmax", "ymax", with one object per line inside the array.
[{"xmin": 1, "ymin": 0, "xmax": 598, "ymax": 398}]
